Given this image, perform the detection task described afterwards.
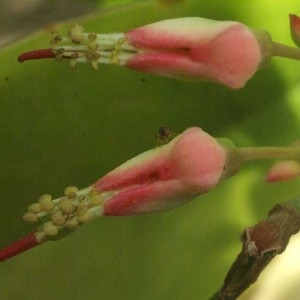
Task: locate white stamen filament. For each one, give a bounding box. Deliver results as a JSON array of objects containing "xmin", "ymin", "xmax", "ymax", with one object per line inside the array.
[{"xmin": 51, "ymin": 25, "xmax": 138, "ymax": 68}]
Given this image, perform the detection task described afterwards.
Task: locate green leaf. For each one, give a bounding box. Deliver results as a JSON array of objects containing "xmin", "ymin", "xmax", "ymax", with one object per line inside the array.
[{"xmin": 0, "ymin": 1, "xmax": 300, "ymax": 299}]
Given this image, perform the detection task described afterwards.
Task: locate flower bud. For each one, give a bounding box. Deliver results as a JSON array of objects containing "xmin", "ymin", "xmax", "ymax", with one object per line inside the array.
[
  {"xmin": 0, "ymin": 127, "xmax": 240, "ymax": 261},
  {"xmin": 93, "ymin": 127, "xmax": 240, "ymax": 215},
  {"xmin": 290, "ymin": 14, "xmax": 300, "ymax": 47},
  {"xmin": 265, "ymin": 160, "xmax": 300, "ymax": 183},
  {"xmin": 18, "ymin": 17, "xmax": 275, "ymax": 89},
  {"xmin": 126, "ymin": 18, "xmax": 272, "ymax": 88}
]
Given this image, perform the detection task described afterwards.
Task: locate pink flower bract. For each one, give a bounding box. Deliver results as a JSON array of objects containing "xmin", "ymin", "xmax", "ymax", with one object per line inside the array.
[
  {"xmin": 290, "ymin": 14, "xmax": 300, "ymax": 47},
  {"xmin": 265, "ymin": 160, "xmax": 300, "ymax": 183},
  {"xmin": 126, "ymin": 18, "xmax": 264, "ymax": 88},
  {"xmin": 93, "ymin": 127, "xmax": 228, "ymax": 215}
]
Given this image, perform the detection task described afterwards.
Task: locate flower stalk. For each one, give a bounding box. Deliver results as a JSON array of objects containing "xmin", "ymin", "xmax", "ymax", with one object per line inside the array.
[
  {"xmin": 272, "ymin": 41, "xmax": 300, "ymax": 60},
  {"xmin": 234, "ymin": 145, "xmax": 300, "ymax": 162}
]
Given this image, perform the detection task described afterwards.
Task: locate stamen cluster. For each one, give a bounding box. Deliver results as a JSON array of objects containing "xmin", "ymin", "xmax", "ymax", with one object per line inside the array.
[
  {"xmin": 51, "ymin": 25, "xmax": 136, "ymax": 69},
  {"xmin": 23, "ymin": 186, "xmax": 104, "ymax": 240}
]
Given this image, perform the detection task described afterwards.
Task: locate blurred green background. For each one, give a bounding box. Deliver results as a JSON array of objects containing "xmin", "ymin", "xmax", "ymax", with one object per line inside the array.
[{"xmin": 1, "ymin": 0, "xmax": 300, "ymax": 299}]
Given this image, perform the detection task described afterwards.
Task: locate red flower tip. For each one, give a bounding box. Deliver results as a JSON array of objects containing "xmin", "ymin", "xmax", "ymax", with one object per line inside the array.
[
  {"xmin": 0, "ymin": 232, "xmax": 40, "ymax": 262},
  {"xmin": 18, "ymin": 48, "xmax": 55, "ymax": 63},
  {"xmin": 265, "ymin": 160, "xmax": 300, "ymax": 183},
  {"xmin": 289, "ymin": 14, "xmax": 300, "ymax": 47}
]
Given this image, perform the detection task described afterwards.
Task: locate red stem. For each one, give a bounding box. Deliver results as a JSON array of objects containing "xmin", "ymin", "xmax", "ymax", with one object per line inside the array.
[
  {"xmin": 18, "ymin": 48, "xmax": 55, "ymax": 62},
  {"xmin": 0, "ymin": 232, "xmax": 39, "ymax": 261}
]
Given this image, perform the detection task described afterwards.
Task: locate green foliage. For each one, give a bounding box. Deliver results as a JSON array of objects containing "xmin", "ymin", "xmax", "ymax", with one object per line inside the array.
[{"xmin": 0, "ymin": 0, "xmax": 300, "ymax": 299}]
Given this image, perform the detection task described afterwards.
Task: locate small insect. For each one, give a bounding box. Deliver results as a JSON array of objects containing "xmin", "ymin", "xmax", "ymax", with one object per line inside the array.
[{"xmin": 156, "ymin": 126, "xmax": 177, "ymax": 146}]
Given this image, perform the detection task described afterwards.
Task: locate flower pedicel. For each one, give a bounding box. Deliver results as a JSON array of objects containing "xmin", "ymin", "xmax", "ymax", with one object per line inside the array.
[
  {"xmin": 18, "ymin": 17, "xmax": 300, "ymax": 89},
  {"xmin": 1, "ymin": 127, "xmax": 300, "ymax": 261}
]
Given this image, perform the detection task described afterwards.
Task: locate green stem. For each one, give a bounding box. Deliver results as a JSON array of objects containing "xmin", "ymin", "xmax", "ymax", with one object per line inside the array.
[
  {"xmin": 237, "ymin": 146, "xmax": 300, "ymax": 162},
  {"xmin": 272, "ymin": 42, "xmax": 300, "ymax": 60}
]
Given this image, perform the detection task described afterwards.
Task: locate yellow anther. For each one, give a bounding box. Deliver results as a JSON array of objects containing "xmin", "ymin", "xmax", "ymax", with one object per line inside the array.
[
  {"xmin": 87, "ymin": 33, "xmax": 98, "ymax": 51},
  {"xmin": 51, "ymin": 211, "xmax": 66, "ymax": 226},
  {"xmin": 78, "ymin": 195, "xmax": 86, "ymax": 202},
  {"xmin": 111, "ymin": 50, "xmax": 119, "ymax": 64},
  {"xmin": 28, "ymin": 203, "xmax": 42, "ymax": 213},
  {"xmin": 60, "ymin": 197, "xmax": 75, "ymax": 214},
  {"xmin": 91, "ymin": 61, "xmax": 98, "ymax": 70},
  {"xmin": 114, "ymin": 44, "xmax": 122, "ymax": 51},
  {"xmin": 23, "ymin": 212, "xmax": 39, "ymax": 223},
  {"xmin": 76, "ymin": 205, "xmax": 88, "ymax": 215},
  {"xmin": 70, "ymin": 53, "xmax": 79, "ymax": 69},
  {"xmin": 69, "ymin": 24, "xmax": 84, "ymax": 44},
  {"xmin": 65, "ymin": 219, "xmax": 79, "ymax": 229},
  {"xmin": 52, "ymin": 31, "xmax": 61, "ymax": 38},
  {"xmin": 50, "ymin": 32, "xmax": 62, "ymax": 45},
  {"xmin": 88, "ymin": 41, "xmax": 98, "ymax": 51},
  {"xmin": 34, "ymin": 229, "xmax": 47, "ymax": 243},
  {"xmin": 78, "ymin": 214, "xmax": 93, "ymax": 224},
  {"xmin": 53, "ymin": 48, "xmax": 65, "ymax": 61},
  {"xmin": 54, "ymin": 48, "xmax": 64, "ymax": 54},
  {"xmin": 64, "ymin": 186, "xmax": 78, "ymax": 198},
  {"xmin": 88, "ymin": 33, "xmax": 97, "ymax": 41},
  {"xmin": 118, "ymin": 37, "xmax": 126, "ymax": 44},
  {"xmin": 38, "ymin": 194, "xmax": 54, "ymax": 211},
  {"xmin": 70, "ymin": 59, "xmax": 78, "ymax": 69},
  {"xmin": 88, "ymin": 189, "xmax": 98, "ymax": 197},
  {"xmin": 86, "ymin": 51, "xmax": 100, "ymax": 61},
  {"xmin": 43, "ymin": 221, "xmax": 58, "ymax": 236},
  {"xmin": 89, "ymin": 194, "xmax": 104, "ymax": 207}
]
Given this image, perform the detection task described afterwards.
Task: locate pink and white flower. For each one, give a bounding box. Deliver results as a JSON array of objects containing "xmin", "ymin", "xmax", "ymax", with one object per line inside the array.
[
  {"xmin": 0, "ymin": 127, "xmax": 238, "ymax": 261},
  {"xmin": 2, "ymin": 127, "xmax": 300, "ymax": 261},
  {"xmin": 18, "ymin": 17, "xmax": 273, "ymax": 88}
]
